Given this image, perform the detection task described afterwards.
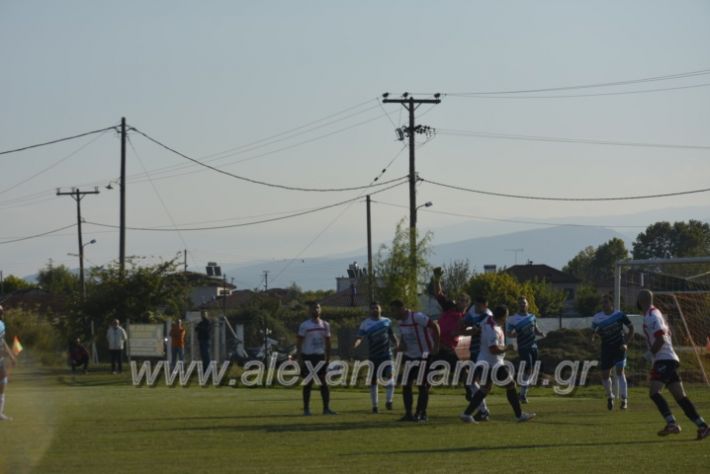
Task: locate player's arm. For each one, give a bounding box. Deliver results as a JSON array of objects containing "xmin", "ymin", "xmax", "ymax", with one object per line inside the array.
[
  {"xmin": 650, "ymin": 331, "xmax": 665, "ymax": 354},
  {"xmin": 533, "ymin": 318, "xmax": 545, "ymax": 337},
  {"xmin": 623, "ymin": 321, "xmax": 635, "ymax": 347},
  {"xmin": 353, "ymin": 336, "xmax": 364, "ymax": 349},
  {"xmin": 296, "ymin": 335, "xmax": 304, "ymax": 359},
  {"xmin": 427, "ymin": 319, "xmax": 441, "ymax": 355},
  {"xmin": 388, "ymin": 326, "xmax": 399, "ymax": 349},
  {"xmin": 2, "ymin": 338, "xmax": 16, "ymax": 365}
]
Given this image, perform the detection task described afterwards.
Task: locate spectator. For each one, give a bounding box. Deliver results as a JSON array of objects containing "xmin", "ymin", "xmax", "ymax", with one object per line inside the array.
[
  {"xmin": 68, "ymin": 337, "xmax": 89, "ymax": 374},
  {"xmin": 106, "ymin": 319, "xmax": 128, "ymax": 374},
  {"xmin": 170, "ymin": 319, "xmax": 186, "ymax": 367},
  {"xmin": 195, "ymin": 312, "xmax": 211, "ymax": 364}
]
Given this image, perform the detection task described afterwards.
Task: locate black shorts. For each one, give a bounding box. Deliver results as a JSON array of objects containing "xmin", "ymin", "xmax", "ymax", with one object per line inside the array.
[
  {"xmin": 479, "ymin": 363, "xmax": 515, "ymax": 386},
  {"xmin": 399, "ymin": 356, "xmax": 431, "ymax": 386},
  {"xmin": 650, "ymin": 359, "xmax": 682, "ymax": 385},
  {"xmin": 368, "ymin": 357, "xmax": 393, "ymax": 383},
  {"xmin": 600, "ymin": 346, "xmax": 627, "ymax": 371},
  {"xmin": 301, "ymin": 353, "xmax": 327, "ymax": 382},
  {"xmin": 518, "ymin": 346, "xmax": 538, "ymax": 371}
]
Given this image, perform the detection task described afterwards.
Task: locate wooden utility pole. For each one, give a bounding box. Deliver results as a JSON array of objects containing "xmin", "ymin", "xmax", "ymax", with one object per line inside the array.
[{"xmin": 120, "ymin": 117, "xmax": 127, "ymax": 279}]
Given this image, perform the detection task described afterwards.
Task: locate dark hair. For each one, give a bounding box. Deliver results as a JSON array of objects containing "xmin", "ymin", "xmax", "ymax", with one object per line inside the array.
[
  {"xmin": 493, "ymin": 304, "xmax": 509, "ymax": 319},
  {"xmin": 389, "ymin": 299, "xmax": 405, "ymax": 309},
  {"xmin": 307, "ymin": 301, "xmax": 321, "ymax": 307},
  {"xmin": 474, "ymin": 296, "xmax": 488, "ymax": 305},
  {"xmin": 370, "ymin": 301, "xmax": 380, "ymax": 306}
]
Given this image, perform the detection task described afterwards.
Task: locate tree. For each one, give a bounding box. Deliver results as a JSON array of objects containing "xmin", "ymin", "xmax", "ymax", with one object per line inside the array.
[
  {"xmin": 527, "ymin": 278, "xmax": 566, "ymax": 317},
  {"xmin": 465, "ymin": 272, "xmax": 539, "ymax": 315},
  {"xmin": 37, "ymin": 262, "xmax": 80, "ymax": 298},
  {"xmin": 633, "ymin": 220, "xmax": 710, "ymax": 259},
  {"xmin": 374, "ymin": 219, "xmax": 432, "ymax": 310},
  {"xmin": 564, "ymin": 238, "xmax": 629, "ymax": 284},
  {"xmin": 0, "ymin": 274, "xmax": 34, "ymax": 294},
  {"xmin": 575, "ymin": 283, "xmax": 601, "ymax": 316},
  {"xmin": 437, "ymin": 259, "xmax": 473, "ymax": 299}
]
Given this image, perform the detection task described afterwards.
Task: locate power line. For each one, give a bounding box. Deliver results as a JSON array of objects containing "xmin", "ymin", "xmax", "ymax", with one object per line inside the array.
[
  {"xmin": 0, "ymin": 125, "xmax": 117, "ymax": 156},
  {"xmin": 446, "ymin": 82, "xmax": 710, "ymax": 99},
  {"xmin": 0, "ymin": 223, "xmax": 77, "ymax": 245},
  {"xmin": 437, "ymin": 129, "xmax": 710, "ymax": 151},
  {"xmin": 442, "ymin": 67, "xmax": 710, "ymax": 96},
  {"xmin": 85, "ymin": 180, "xmax": 407, "ymax": 232},
  {"xmin": 371, "ymin": 199, "xmax": 648, "ymax": 229},
  {"xmin": 130, "ymin": 127, "xmax": 407, "ymax": 192},
  {"xmin": 422, "ymin": 177, "xmax": 710, "ymax": 202}
]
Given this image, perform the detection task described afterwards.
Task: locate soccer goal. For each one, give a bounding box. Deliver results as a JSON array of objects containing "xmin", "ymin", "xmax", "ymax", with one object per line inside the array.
[{"xmin": 615, "ymin": 256, "xmax": 710, "ymax": 386}]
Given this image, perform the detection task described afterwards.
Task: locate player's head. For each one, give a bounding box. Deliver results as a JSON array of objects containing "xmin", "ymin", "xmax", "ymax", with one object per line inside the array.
[
  {"xmin": 493, "ymin": 304, "xmax": 509, "ymax": 323},
  {"xmin": 389, "ymin": 299, "xmax": 406, "ymax": 318},
  {"xmin": 473, "ymin": 295, "xmax": 488, "ymax": 312},
  {"xmin": 455, "ymin": 293, "xmax": 471, "ymax": 312},
  {"xmin": 637, "ymin": 289, "xmax": 654, "ymax": 311},
  {"xmin": 517, "ymin": 295, "xmax": 529, "ymax": 314},
  {"xmin": 369, "ymin": 301, "xmax": 382, "ymax": 318},
  {"xmin": 112, "ymin": 319, "xmax": 119, "ymax": 327},
  {"xmin": 201, "ymin": 310, "xmax": 209, "ymax": 321},
  {"xmin": 601, "ymin": 293, "xmax": 614, "ymax": 313},
  {"xmin": 308, "ymin": 301, "xmax": 321, "ymax": 318},
  {"xmin": 0, "ymin": 304, "xmax": 4, "ymax": 320}
]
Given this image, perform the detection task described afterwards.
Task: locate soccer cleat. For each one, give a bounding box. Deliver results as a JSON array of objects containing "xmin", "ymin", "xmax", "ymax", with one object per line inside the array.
[
  {"xmin": 517, "ymin": 412, "xmax": 536, "ymax": 422},
  {"xmin": 322, "ymin": 408, "xmax": 337, "ymax": 415},
  {"xmin": 398, "ymin": 414, "xmax": 416, "ymax": 422},
  {"xmin": 459, "ymin": 413, "xmax": 478, "ymax": 424},
  {"xmin": 607, "ymin": 398, "xmax": 614, "ymax": 411},
  {"xmin": 303, "ymin": 409, "xmax": 312, "ymax": 416},
  {"xmin": 385, "ymin": 401, "xmax": 393, "ymax": 411},
  {"xmin": 697, "ymin": 425, "xmax": 710, "ymax": 441},
  {"xmin": 620, "ymin": 399, "xmax": 628, "ymax": 410},
  {"xmin": 474, "ymin": 410, "xmax": 490, "ymax": 422},
  {"xmin": 657, "ymin": 423, "xmax": 681, "ymax": 436},
  {"xmin": 0, "ymin": 414, "xmax": 12, "ymax": 421},
  {"xmin": 372, "ymin": 406, "xmax": 379, "ymax": 414},
  {"xmin": 417, "ymin": 413, "xmax": 428, "ymax": 423}
]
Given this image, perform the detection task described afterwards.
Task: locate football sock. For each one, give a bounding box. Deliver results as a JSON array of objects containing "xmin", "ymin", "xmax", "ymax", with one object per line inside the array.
[
  {"xmin": 479, "ymin": 397, "xmax": 489, "ymax": 414},
  {"xmin": 464, "ymin": 389, "xmax": 486, "ymax": 416},
  {"xmin": 385, "ymin": 379, "xmax": 395, "ymax": 403},
  {"xmin": 402, "ymin": 385, "xmax": 414, "ymax": 415},
  {"xmin": 302, "ymin": 384, "xmax": 312, "ymax": 411},
  {"xmin": 617, "ymin": 374, "xmax": 628, "ymax": 400},
  {"xmin": 0, "ymin": 394, "xmax": 4, "ymax": 415},
  {"xmin": 650, "ymin": 393, "xmax": 676, "ymax": 424},
  {"xmin": 370, "ymin": 385, "xmax": 378, "ymax": 407},
  {"xmin": 507, "ymin": 388, "xmax": 523, "ymax": 418},
  {"xmin": 677, "ymin": 397, "xmax": 706, "ymax": 427},
  {"xmin": 320, "ymin": 384, "xmax": 330, "ymax": 409},
  {"xmin": 602, "ymin": 378, "xmax": 613, "ymax": 399},
  {"xmin": 416, "ymin": 386, "xmax": 429, "ymax": 415},
  {"xmin": 519, "ymin": 379, "xmax": 529, "ymax": 398}
]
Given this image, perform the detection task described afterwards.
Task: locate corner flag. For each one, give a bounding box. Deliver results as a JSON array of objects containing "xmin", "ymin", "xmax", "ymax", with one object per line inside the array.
[{"xmin": 12, "ymin": 336, "xmax": 23, "ymax": 356}]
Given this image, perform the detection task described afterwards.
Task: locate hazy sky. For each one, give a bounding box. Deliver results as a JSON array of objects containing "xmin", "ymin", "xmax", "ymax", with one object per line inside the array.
[{"xmin": 1, "ymin": 1, "xmax": 710, "ymax": 289}]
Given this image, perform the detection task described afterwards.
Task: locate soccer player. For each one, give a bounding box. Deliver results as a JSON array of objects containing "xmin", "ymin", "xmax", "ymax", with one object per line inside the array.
[
  {"xmin": 639, "ymin": 289, "xmax": 709, "ymax": 440},
  {"xmin": 0, "ymin": 305, "xmax": 16, "ymax": 421},
  {"xmin": 353, "ymin": 302, "xmax": 398, "ymax": 413},
  {"xmin": 460, "ymin": 305, "xmax": 535, "ymax": 423},
  {"xmin": 391, "ymin": 299, "xmax": 440, "ymax": 423},
  {"xmin": 591, "ymin": 294, "xmax": 634, "ymax": 410},
  {"xmin": 506, "ymin": 295, "xmax": 544, "ymax": 403},
  {"xmin": 457, "ymin": 295, "xmax": 493, "ymax": 420},
  {"xmin": 431, "ymin": 268, "xmax": 469, "ymax": 384},
  {"xmin": 297, "ymin": 302, "xmax": 336, "ymax": 416}
]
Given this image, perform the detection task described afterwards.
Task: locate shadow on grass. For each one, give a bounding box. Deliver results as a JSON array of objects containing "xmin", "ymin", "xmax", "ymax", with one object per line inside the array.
[
  {"xmin": 127, "ymin": 419, "xmax": 413, "ymax": 434},
  {"xmin": 344, "ymin": 438, "xmax": 688, "ymax": 456},
  {"xmin": 56, "ymin": 374, "xmax": 131, "ymax": 387}
]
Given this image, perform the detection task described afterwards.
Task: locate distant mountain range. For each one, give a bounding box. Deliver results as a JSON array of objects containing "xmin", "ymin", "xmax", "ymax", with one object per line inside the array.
[{"xmin": 222, "ymin": 225, "xmax": 629, "ymax": 291}]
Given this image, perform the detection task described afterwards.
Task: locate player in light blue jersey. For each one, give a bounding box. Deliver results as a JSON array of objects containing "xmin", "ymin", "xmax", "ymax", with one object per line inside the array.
[
  {"xmin": 458, "ymin": 295, "xmax": 493, "ymax": 420},
  {"xmin": 0, "ymin": 305, "xmax": 16, "ymax": 421},
  {"xmin": 354, "ymin": 302, "xmax": 398, "ymax": 413},
  {"xmin": 506, "ymin": 296, "xmax": 544, "ymax": 403},
  {"xmin": 592, "ymin": 294, "xmax": 634, "ymax": 410}
]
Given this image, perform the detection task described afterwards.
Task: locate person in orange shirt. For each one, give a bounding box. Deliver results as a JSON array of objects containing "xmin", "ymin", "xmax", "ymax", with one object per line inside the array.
[{"xmin": 170, "ymin": 319, "xmax": 186, "ymax": 367}]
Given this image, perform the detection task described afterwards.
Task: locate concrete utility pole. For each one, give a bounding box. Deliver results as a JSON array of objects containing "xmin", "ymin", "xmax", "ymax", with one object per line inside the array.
[
  {"xmin": 366, "ymin": 195, "xmax": 373, "ymax": 304},
  {"xmin": 57, "ymin": 187, "xmax": 100, "ymax": 302},
  {"xmin": 119, "ymin": 117, "xmax": 127, "ymax": 279},
  {"xmin": 381, "ymin": 93, "xmax": 440, "ymax": 296}
]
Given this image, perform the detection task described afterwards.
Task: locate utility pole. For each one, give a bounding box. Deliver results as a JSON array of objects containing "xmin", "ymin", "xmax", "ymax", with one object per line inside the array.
[
  {"xmin": 263, "ymin": 270, "xmax": 269, "ymax": 291},
  {"xmin": 382, "ymin": 93, "xmax": 440, "ymax": 298},
  {"xmin": 366, "ymin": 195, "xmax": 374, "ymax": 304},
  {"xmin": 183, "ymin": 249, "xmax": 188, "ymax": 272},
  {"xmin": 119, "ymin": 117, "xmax": 127, "ymax": 279},
  {"xmin": 57, "ymin": 187, "xmax": 100, "ymax": 302}
]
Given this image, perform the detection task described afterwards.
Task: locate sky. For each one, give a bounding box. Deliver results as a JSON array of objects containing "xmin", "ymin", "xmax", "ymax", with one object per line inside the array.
[{"xmin": 1, "ymin": 0, "xmax": 710, "ymax": 290}]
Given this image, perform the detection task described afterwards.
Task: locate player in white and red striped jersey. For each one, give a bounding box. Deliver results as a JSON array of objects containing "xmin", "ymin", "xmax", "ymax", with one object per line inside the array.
[
  {"xmin": 391, "ymin": 299, "xmax": 440, "ymax": 423},
  {"xmin": 639, "ymin": 290, "xmax": 709, "ymax": 440},
  {"xmin": 297, "ymin": 302, "xmax": 335, "ymax": 416}
]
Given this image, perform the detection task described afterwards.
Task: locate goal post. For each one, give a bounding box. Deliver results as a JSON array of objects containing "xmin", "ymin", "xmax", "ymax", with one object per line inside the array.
[{"xmin": 615, "ymin": 256, "xmax": 710, "ymax": 387}]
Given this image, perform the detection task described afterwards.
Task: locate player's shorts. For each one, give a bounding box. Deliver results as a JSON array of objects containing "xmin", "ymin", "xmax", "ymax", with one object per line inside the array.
[
  {"xmin": 518, "ymin": 346, "xmax": 538, "ymax": 371},
  {"xmin": 399, "ymin": 355, "xmax": 431, "ymax": 386},
  {"xmin": 368, "ymin": 357, "xmax": 393, "ymax": 383},
  {"xmin": 600, "ymin": 346, "xmax": 627, "ymax": 371},
  {"xmin": 650, "ymin": 359, "xmax": 681, "ymax": 385},
  {"xmin": 434, "ymin": 347, "xmax": 459, "ymax": 369},
  {"xmin": 480, "ymin": 363, "xmax": 515, "ymax": 386},
  {"xmin": 300, "ymin": 353, "xmax": 327, "ymax": 383}
]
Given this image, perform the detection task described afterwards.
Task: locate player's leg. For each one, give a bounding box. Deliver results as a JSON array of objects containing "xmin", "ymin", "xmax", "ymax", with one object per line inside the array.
[
  {"xmin": 518, "ymin": 348, "xmax": 536, "ymax": 402},
  {"xmin": 381, "ymin": 360, "xmax": 395, "ymax": 410},
  {"xmin": 317, "ymin": 357, "xmax": 334, "ymax": 415},
  {"xmin": 616, "ymin": 361, "xmax": 628, "ymax": 410},
  {"xmin": 369, "ymin": 363, "xmax": 379, "ymax": 413},
  {"xmin": 399, "ymin": 357, "xmax": 416, "ymax": 421},
  {"xmin": 667, "ymin": 380, "xmax": 709, "ymax": 440},
  {"xmin": 461, "ymin": 380, "xmax": 491, "ymax": 422},
  {"xmin": 499, "ymin": 364, "xmax": 535, "ymax": 422},
  {"xmin": 0, "ymin": 366, "xmax": 10, "ymax": 421},
  {"xmin": 301, "ymin": 355, "xmax": 314, "ymax": 415},
  {"xmin": 414, "ymin": 358, "xmax": 431, "ymax": 422},
  {"xmin": 600, "ymin": 361, "xmax": 614, "ymax": 410},
  {"xmin": 649, "ymin": 363, "xmax": 680, "ymax": 436}
]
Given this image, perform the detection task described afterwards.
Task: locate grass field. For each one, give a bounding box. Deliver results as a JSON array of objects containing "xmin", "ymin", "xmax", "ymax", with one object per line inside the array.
[{"xmin": 1, "ymin": 365, "xmax": 709, "ymax": 474}]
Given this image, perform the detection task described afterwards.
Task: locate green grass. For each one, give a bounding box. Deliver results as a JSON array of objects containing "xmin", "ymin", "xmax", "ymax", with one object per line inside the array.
[{"xmin": 1, "ymin": 366, "xmax": 709, "ymax": 474}]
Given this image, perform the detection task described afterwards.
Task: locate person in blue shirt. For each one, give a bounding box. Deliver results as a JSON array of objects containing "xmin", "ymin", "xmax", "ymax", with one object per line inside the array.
[{"xmin": 506, "ymin": 296, "xmax": 544, "ymax": 404}]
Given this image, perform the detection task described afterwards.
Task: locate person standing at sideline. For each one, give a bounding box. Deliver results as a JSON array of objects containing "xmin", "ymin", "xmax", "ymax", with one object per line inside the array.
[
  {"xmin": 106, "ymin": 319, "xmax": 128, "ymax": 374},
  {"xmin": 170, "ymin": 319, "xmax": 186, "ymax": 367},
  {"xmin": 0, "ymin": 305, "xmax": 17, "ymax": 421},
  {"xmin": 195, "ymin": 311, "xmax": 212, "ymax": 365},
  {"xmin": 297, "ymin": 302, "xmax": 336, "ymax": 416}
]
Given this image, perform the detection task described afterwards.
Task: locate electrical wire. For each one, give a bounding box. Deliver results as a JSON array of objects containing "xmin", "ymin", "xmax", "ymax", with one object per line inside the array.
[
  {"xmin": 436, "ymin": 129, "xmax": 710, "ymax": 151},
  {"xmin": 421, "ymin": 177, "xmax": 710, "ymax": 202},
  {"xmin": 446, "ymin": 82, "xmax": 710, "ymax": 99},
  {"xmin": 0, "ymin": 125, "xmax": 118, "ymax": 156},
  {"xmin": 85, "ymin": 180, "xmax": 408, "ymax": 232},
  {"xmin": 0, "ymin": 223, "xmax": 76, "ymax": 245},
  {"xmin": 129, "ymin": 127, "xmax": 408, "ymax": 192}
]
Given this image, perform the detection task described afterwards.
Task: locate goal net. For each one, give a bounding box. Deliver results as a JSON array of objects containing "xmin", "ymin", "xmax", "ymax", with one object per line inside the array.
[{"xmin": 615, "ymin": 256, "xmax": 710, "ymax": 387}]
